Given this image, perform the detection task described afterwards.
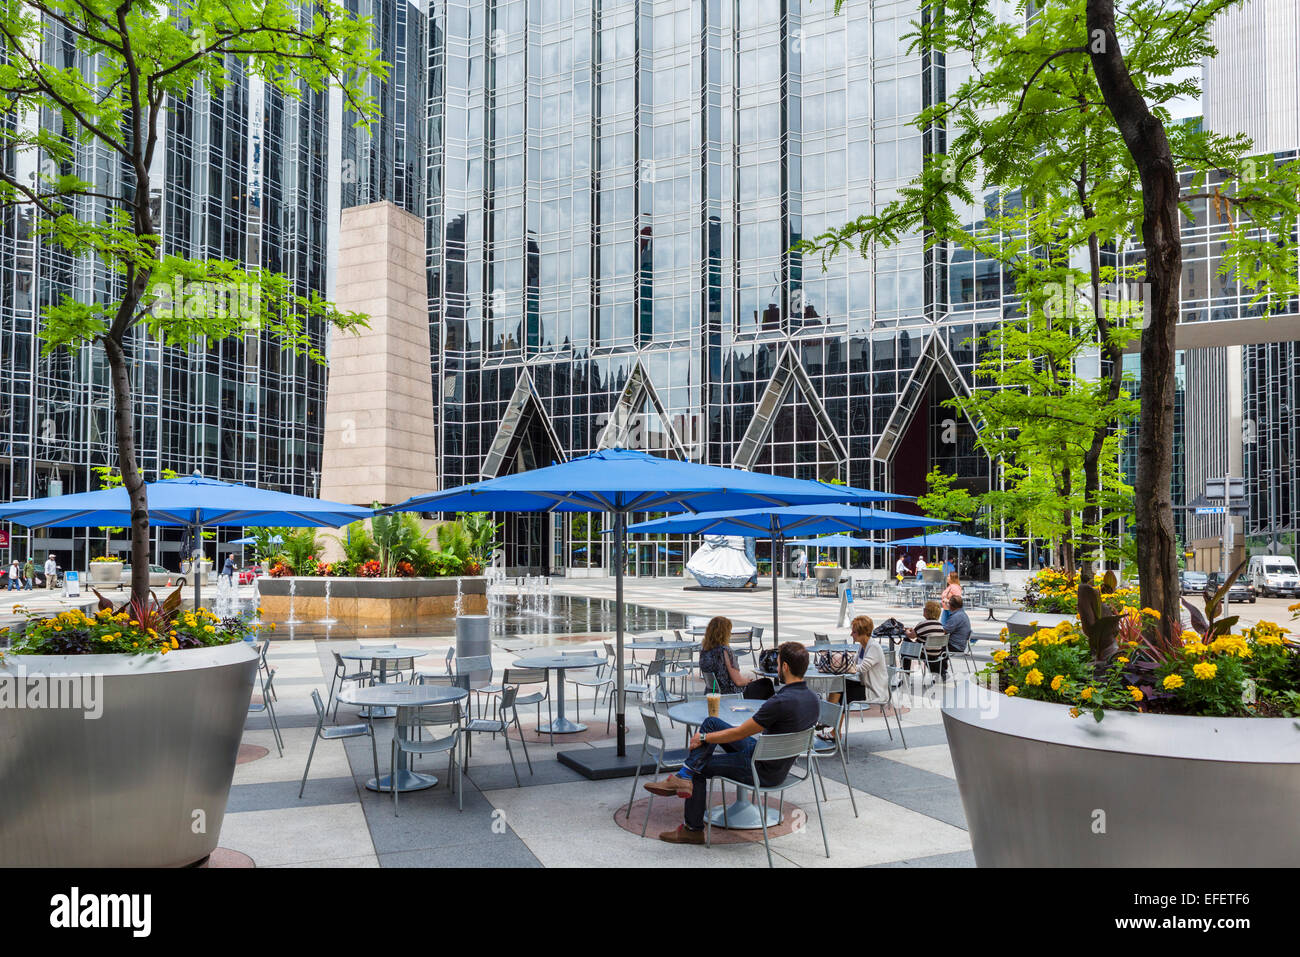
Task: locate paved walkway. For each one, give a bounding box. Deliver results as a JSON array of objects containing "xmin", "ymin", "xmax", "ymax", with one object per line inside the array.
[
  {"xmin": 218, "ymin": 575, "xmax": 1297, "ymax": 867},
  {"xmin": 223, "ymin": 577, "xmax": 990, "ymax": 868}
]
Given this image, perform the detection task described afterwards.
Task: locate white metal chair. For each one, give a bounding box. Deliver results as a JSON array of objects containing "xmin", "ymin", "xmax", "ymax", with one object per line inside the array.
[
  {"xmin": 625, "ymin": 708, "xmax": 687, "ymax": 837},
  {"xmin": 706, "ymin": 728, "xmax": 827, "ymax": 867},
  {"xmin": 327, "ymin": 650, "xmax": 372, "ymax": 722},
  {"xmin": 503, "ymin": 667, "xmax": 553, "ymax": 745},
  {"xmin": 464, "ymin": 685, "xmax": 532, "ymax": 786},
  {"xmin": 391, "ymin": 702, "xmax": 464, "ymax": 815},
  {"xmin": 300, "ymin": 689, "xmax": 376, "ymax": 798}
]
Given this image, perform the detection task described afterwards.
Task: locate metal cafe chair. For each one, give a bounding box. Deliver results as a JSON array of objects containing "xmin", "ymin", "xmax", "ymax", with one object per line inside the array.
[
  {"xmin": 454, "ymin": 654, "xmax": 500, "ymax": 718},
  {"xmin": 248, "ymin": 641, "xmax": 283, "ymax": 756},
  {"xmin": 391, "ymin": 702, "xmax": 464, "ymax": 815},
  {"xmin": 464, "ymin": 685, "xmax": 532, "ymax": 787},
  {"xmin": 300, "ymin": 689, "xmax": 377, "ymax": 799},
  {"xmin": 328, "ymin": 650, "xmax": 373, "ymax": 722},
  {"xmin": 706, "ymin": 728, "xmax": 828, "ymax": 868},
  {"xmin": 844, "ymin": 650, "xmax": 908, "ymax": 750},
  {"xmin": 564, "ymin": 648, "xmax": 616, "ymax": 729},
  {"xmin": 502, "ymin": 667, "xmax": 554, "ymax": 745},
  {"xmin": 625, "ymin": 708, "xmax": 687, "ymax": 838},
  {"xmin": 807, "ymin": 690, "xmax": 859, "ymax": 818}
]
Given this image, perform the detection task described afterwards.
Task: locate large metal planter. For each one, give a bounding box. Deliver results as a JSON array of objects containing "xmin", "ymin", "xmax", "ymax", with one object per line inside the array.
[
  {"xmin": 0, "ymin": 641, "xmax": 258, "ymax": 867},
  {"xmin": 943, "ymin": 680, "xmax": 1300, "ymax": 866}
]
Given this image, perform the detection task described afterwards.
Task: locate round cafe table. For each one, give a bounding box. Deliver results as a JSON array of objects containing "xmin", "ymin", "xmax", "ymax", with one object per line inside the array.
[
  {"xmin": 335, "ymin": 683, "xmax": 468, "ymax": 792},
  {"xmin": 511, "ymin": 652, "xmax": 603, "ymax": 734},
  {"xmin": 340, "ymin": 647, "xmax": 429, "ymax": 717},
  {"xmin": 803, "ymin": 642, "xmax": 857, "ymax": 653},
  {"xmin": 666, "ymin": 697, "xmax": 779, "ymax": 830}
]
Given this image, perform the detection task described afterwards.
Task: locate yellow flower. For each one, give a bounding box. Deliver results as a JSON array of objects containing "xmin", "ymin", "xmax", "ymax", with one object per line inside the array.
[
  {"xmin": 1005, "ymin": 685, "xmax": 1019, "ymax": 697},
  {"xmin": 1079, "ymin": 686, "xmax": 1094, "ymax": 701},
  {"xmin": 1162, "ymin": 674, "xmax": 1185, "ymax": 690},
  {"xmin": 1127, "ymin": 685, "xmax": 1144, "ymax": 702},
  {"xmin": 170, "ymin": 637, "xmax": 179, "ymax": 649},
  {"xmin": 1069, "ymin": 707, "xmax": 1081, "ymax": 718},
  {"xmin": 1050, "ymin": 674, "xmax": 1064, "ymax": 691},
  {"xmin": 1140, "ymin": 608, "xmax": 1161, "ymax": 618},
  {"xmin": 1018, "ymin": 649, "xmax": 1039, "ymax": 668},
  {"xmin": 992, "ymin": 649, "xmax": 1009, "ymax": 663},
  {"xmin": 1192, "ymin": 662, "xmax": 1218, "ymax": 680},
  {"xmin": 1025, "ymin": 668, "xmax": 1044, "ymax": 686},
  {"xmin": 1116, "ymin": 656, "xmax": 1129, "ymax": 664}
]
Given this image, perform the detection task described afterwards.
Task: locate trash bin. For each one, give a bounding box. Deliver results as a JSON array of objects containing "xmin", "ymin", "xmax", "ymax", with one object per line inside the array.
[{"xmin": 455, "ymin": 614, "xmax": 491, "ymax": 661}]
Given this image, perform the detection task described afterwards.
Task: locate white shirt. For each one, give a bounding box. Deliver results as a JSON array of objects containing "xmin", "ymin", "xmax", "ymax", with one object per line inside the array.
[
  {"xmin": 916, "ymin": 559, "xmax": 927, "ymax": 570},
  {"xmin": 895, "ymin": 558, "xmax": 907, "ymax": 575},
  {"xmin": 44, "ymin": 558, "xmax": 56, "ymax": 574}
]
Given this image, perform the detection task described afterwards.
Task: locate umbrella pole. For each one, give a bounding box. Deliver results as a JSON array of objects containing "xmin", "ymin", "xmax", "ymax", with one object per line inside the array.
[
  {"xmin": 770, "ymin": 516, "xmax": 780, "ymax": 648},
  {"xmin": 193, "ymin": 523, "xmax": 202, "ymax": 611},
  {"xmin": 615, "ymin": 511, "xmax": 626, "ymax": 757}
]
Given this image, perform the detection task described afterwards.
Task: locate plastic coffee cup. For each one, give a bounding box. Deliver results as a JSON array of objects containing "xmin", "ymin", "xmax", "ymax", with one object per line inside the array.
[{"xmin": 706, "ymin": 693, "xmax": 721, "ymax": 717}]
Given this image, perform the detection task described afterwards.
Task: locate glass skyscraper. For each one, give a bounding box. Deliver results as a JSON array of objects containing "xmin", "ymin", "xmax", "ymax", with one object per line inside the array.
[
  {"xmin": 0, "ymin": 3, "xmax": 422, "ymax": 571},
  {"xmin": 425, "ymin": 0, "xmax": 1013, "ymax": 573}
]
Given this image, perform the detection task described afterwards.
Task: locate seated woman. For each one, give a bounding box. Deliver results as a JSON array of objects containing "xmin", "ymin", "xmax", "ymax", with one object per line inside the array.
[
  {"xmin": 940, "ymin": 571, "xmax": 962, "ymax": 625},
  {"xmin": 698, "ymin": 616, "xmax": 774, "ymax": 700},
  {"xmin": 823, "ymin": 615, "xmax": 889, "ymax": 742},
  {"xmin": 903, "ymin": 600, "xmax": 951, "ymax": 683}
]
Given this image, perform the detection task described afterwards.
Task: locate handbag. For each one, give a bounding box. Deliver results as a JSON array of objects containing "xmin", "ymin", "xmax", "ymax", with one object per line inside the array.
[
  {"xmin": 757, "ymin": 648, "xmax": 781, "ymax": 674},
  {"xmin": 815, "ymin": 650, "xmax": 856, "ymax": 675}
]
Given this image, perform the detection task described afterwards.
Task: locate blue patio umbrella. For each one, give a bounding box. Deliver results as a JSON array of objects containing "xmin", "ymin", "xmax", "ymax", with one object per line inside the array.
[
  {"xmin": 228, "ymin": 534, "xmax": 284, "ymax": 546},
  {"xmin": 624, "ymin": 504, "xmax": 953, "ymax": 652},
  {"xmin": 784, "ymin": 534, "xmax": 892, "ymax": 547},
  {"xmin": 889, "ymin": 530, "xmax": 1024, "ymax": 551},
  {"xmin": 0, "ymin": 473, "xmax": 370, "ymax": 607},
  {"xmin": 380, "ymin": 448, "xmax": 904, "ymax": 763}
]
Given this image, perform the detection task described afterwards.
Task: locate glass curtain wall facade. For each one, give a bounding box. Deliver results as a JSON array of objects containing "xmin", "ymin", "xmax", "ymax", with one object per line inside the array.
[
  {"xmin": 0, "ymin": 5, "xmax": 412, "ymax": 572},
  {"xmin": 425, "ymin": 0, "xmax": 1011, "ymax": 575}
]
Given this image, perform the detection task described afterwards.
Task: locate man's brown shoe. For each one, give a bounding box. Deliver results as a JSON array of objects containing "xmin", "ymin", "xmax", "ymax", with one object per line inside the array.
[
  {"xmin": 644, "ymin": 774, "xmax": 694, "ymax": 798},
  {"xmin": 659, "ymin": 825, "xmax": 706, "ymax": 845}
]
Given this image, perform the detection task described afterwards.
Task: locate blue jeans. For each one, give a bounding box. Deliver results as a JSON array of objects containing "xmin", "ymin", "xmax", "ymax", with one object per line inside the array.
[
  {"xmin": 681, "ymin": 716, "xmax": 757, "ymax": 830},
  {"xmin": 6, "ymin": 577, "xmax": 16, "ymax": 590}
]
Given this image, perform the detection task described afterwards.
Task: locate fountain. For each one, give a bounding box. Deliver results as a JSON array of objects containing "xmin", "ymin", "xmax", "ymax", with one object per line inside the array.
[
  {"xmin": 285, "ymin": 577, "xmax": 302, "ymax": 625},
  {"xmin": 454, "ymin": 577, "xmax": 464, "ymax": 617},
  {"xmin": 317, "ymin": 577, "xmax": 337, "ymax": 625}
]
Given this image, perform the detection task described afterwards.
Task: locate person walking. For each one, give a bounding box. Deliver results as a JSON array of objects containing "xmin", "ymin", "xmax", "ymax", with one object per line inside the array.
[
  {"xmin": 222, "ymin": 553, "xmax": 236, "ymax": 587},
  {"xmin": 44, "ymin": 553, "xmax": 57, "ymax": 588},
  {"xmin": 22, "ymin": 557, "xmax": 35, "ymax": 590},
  {"xmin": 793, "ymin": 548, "xmax": 808, "ymax": 582},
  {"xmin": 6, "ymin": 559, "xmax": 19, "ymax": 591}
]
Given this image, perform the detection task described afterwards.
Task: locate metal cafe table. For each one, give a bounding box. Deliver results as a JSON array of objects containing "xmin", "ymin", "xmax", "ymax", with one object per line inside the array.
[
  {"xmin": 511, "ymin": 652, "xmax": 604, "ymax": 734},
  {"xmin": 624, "ymin": 639, "xmax": 701, "ymax": 703},
  {"xmin": 340, "ymin": 646, "xmax": 429, "ymax": 718},
  {"xmin": 665, "ymin": 697, "xmax": 778, "ymax": 830},
  {"xmin": 335, "ymin": 683, "xmax": 468, "ymax": 792}
]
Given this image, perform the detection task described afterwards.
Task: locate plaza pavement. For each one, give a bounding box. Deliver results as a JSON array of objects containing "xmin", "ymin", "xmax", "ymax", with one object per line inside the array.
[{"xmin": 86, "ymin": 572, "xmax": 1290, "ymax": 868}]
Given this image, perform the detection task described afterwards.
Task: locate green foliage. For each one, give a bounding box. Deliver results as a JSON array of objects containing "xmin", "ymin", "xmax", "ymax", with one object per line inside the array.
[
  {"xmin": 334, "ymin": 521, "xmax": 379, "ymax": 572},
  {"xmin": 279, "ymin": 529, "xmax": 319, "ymax": 576},
  {"xmin": 0, "ymin": 0, "xmax": 386, "ymax": 604},
  {"xmin": 459, "ymin": 512, "xmax": 501, "ymax": 565},
  {"xmin": 915, "ymin": 468, "xmax": 981, "ymax": 524},
  {"xmin": 250, "ymin": 527, "xmax": 290, "ymax": 564}
]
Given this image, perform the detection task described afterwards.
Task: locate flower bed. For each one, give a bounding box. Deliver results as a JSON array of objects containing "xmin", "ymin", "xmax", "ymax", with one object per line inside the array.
[
  {"xmin": 1020, "ymin": 567, "xmax": 1139, "ymax": 615},
  {"xmin": 3, "ymin": 604, "xmax": 266, "ymax": 657},
  {"xmin": 985, "ymin": 613, "xmax": 1300, "ymax": 719}
]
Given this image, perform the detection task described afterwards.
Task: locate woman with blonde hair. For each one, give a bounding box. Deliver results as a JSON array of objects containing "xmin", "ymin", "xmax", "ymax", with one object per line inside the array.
[
  {"xmin": 698, "ymin": 616, "xmax": 774, "ymax": 700},
  {"xmin": 940, "ymin": 570, "xmax": 962, "ymax": 625}
]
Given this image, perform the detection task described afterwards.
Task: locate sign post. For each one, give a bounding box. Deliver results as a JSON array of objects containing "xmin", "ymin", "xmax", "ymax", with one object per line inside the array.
[{"xmin": 1206, "ymin": 477, "xmax": 1245, "ymax": 613}]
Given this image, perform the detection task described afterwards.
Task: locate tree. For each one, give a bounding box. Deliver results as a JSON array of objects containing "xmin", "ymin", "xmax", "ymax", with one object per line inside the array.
[
  {"xmin": 0, "ymin": 0, "xmax": 383, "ymax": 606},
  {"xmin": 916, "ymin": 467, "xmax": 981, "ymax": 524},
  {"xmin": 810, "ymin": 0, "xmax": 1300, "ymax": 637}
]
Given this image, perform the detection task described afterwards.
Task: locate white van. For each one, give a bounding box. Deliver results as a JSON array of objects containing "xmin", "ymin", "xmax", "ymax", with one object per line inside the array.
[{"xmin": 1247, "ymin": 555, "xmax": 1300, "ymax": 598}]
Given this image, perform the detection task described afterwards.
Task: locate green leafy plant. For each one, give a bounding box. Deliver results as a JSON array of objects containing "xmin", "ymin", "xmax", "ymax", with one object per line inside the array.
[{"xmin": 279, "ymin": 529, "xmax": 320, "ymax": 576}]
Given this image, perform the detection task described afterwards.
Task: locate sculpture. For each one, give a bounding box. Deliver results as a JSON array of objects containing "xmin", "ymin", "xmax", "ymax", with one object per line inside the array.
[{"xmin": 686, "ymin": 535, "xmax": 757, "ymax": 589}]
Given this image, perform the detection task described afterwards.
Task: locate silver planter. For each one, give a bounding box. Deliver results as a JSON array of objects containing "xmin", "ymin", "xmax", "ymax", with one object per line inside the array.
[
  {"xmin": 0, "ymin": 641, "xmax": 258, "ymax": 867},
  {"xmin": 943, "ymin": 680, "xmax": 1300, "ymax": 866}
]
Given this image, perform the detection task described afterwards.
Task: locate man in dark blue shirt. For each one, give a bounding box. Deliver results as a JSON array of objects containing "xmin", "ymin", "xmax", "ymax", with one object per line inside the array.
[{"xmin": 647, "ymin": 642, "xmax": 820, "ymax": 845}]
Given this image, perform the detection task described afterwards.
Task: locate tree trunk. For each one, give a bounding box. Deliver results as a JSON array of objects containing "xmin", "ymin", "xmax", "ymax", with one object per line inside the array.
[
  {"xmin": 103, "ymin": 336, "xmax": 151, "ymax": 607},
  {"xmin": 1088, "ymin": 0, "xmax": 1182, "ymax": 627}
]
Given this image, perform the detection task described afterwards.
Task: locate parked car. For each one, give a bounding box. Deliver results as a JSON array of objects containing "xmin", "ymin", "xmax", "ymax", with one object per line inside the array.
[
  {"xmin": 121, "ymin": 564, "xmax": 186, "ymax": 588},
  {"xmin": 1204, "ymin": 571, "xmax": 1255, "ymax": 603},
  {"xmin": 237, "ymin": 566, "xmax": 264, "ymax": 586},
  {"xmin": 1179, "ymin": 570, "xmax": 1208, "ymax": 595},
  {"xmin": 1246, "ymin": 554, "xmax": 1300, "ymax": 598}
]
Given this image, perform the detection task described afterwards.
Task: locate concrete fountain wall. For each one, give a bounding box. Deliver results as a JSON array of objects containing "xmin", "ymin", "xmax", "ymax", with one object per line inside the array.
[{"xmin": 257, "ymin": 576, "xmax": 487, "ymax": 627}]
